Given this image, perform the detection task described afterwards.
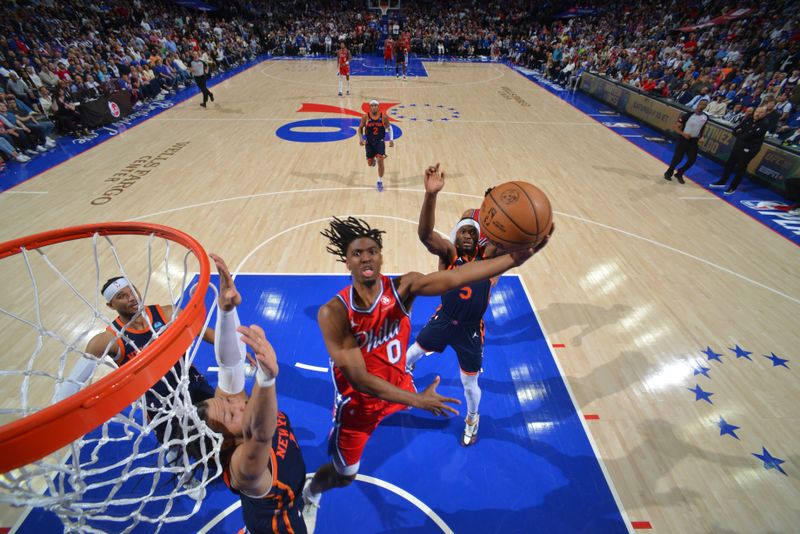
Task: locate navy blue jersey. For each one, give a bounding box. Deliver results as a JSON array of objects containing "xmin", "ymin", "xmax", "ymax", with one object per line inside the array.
[
  {"xmin": 439, "ymin": 247, "xmax": 491, "ymax": 323},
  {"xmin": 224, "ymin": 411, "xmax": 308, "ymax": 534},
  {"xmin": 365, "ymin": 113, "xmax": 385, "ymax": 143},
  {"xmin": 107, "ymin": 304, "xmax": 168, "ymax": 364}
]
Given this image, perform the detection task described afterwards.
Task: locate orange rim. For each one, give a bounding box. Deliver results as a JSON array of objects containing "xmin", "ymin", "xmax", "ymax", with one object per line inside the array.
[{"xmin": 0, "ymin": 222, "xmax": 210, "ymax": 473}]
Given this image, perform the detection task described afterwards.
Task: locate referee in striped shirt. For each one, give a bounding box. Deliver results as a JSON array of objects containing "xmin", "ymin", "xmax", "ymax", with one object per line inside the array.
[
  {"xmin": 191, "ymin": 52, "xmax": 214, "ymax": 108},
  {"xmin": 664, "ymin": 99, "xmax": 709, "ymax": 184}
]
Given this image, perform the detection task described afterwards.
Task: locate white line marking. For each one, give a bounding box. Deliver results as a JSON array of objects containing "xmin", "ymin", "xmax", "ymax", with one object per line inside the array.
[
  {"xmin": 295, "ymin": 362, "xmax": 329, "ymax": 373},
  {"xmin": 257, "ymin": 59, "xmax": 506, "ymax": 90},
  {"xmin": 152, "ymin": 117, "xmax": 596, "ymax": 127},
  {"xmin": 515, "ymin": 275, "xmax": 634, "ymax": 534},
  {"xmin": 127, "ymin": 188, "xmax": 799, "ymax": 305},
  {"xmin": 234, "ymin": 213, "xmax": 425, "ymax": 275},
  {"xmin": 197, "ymin": 473, "xmax": 453, "ymax": 534},
  {"xmin": 197, "ymin": 499, "xmax": 241, "ymax": 534}
]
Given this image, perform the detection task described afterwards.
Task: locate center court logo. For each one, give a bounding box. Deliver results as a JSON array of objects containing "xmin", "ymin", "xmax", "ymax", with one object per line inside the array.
[{"xmin": 275, "ymin": 102, "xmax": 403, "ymax": 143}]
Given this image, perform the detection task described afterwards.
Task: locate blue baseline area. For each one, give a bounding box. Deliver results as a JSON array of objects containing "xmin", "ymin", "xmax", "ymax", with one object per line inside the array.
[
  {"xmin": 348, "ymin": 54, "xmax": 429, "ymax": 77},
  {"xmin": 506, "ymin": 64, "xmax": 800, "ymax": 245},
  {"xmin": 19, "ymin": 274, "xmax": 626, "ymax": 533}
]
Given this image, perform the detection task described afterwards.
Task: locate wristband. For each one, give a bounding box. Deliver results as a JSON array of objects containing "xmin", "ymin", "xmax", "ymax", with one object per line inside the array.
[{"xmin": 256, "ymin": 366, "xmax": 276, "ymax": 388}]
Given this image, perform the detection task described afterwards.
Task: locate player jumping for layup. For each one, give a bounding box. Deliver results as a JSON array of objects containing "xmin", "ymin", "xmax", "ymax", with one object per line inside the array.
[
  {"xmin": 301, "ymin": 208, "xmax": 538, "ymax": 532},
  {"xmin": 358, "ymin": 99, "xmax": 394, "ymax": 192},
  {"xmin": 337, "ymin": 42, "xmax": 352, "ymax": 96}
]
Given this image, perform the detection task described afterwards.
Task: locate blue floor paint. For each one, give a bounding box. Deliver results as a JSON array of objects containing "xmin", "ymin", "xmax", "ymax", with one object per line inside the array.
[{"xmin": 18, "ymin": 274, "xmax": 626, "ymax": 533}]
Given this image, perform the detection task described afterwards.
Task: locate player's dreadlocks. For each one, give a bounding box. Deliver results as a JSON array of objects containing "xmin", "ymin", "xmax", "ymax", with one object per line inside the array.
[{"xmin": 322, "ymin": 216, "xmax": 386, "ymax": 263}]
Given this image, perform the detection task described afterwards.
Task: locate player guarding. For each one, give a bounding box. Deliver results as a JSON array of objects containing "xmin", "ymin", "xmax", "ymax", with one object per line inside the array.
[
  {"xmin": 337, "ymin": 42, "xmax": 352, "ymax": 96},
  {"xmin": 358, "ymin": 99, "xmax": 394, "ymax": 192},
  {"xmin": 301, "ymin": 198, "xmax": 540, "ymax": 532},
  {"xmin": 383, "ymin": 36, "xmax": 394, "ymax": 72}
]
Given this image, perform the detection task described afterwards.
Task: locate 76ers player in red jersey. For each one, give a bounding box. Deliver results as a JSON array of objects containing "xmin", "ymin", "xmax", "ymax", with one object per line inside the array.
[
  {"xmin": 383, "ymin": 36, "xmax": 394, "ymax": 71},
  {"xmin": 337, "ymin": 41, "xmax": 352, "ymax": 96},
  {"xmin": 301, "ymin": 176, "xmax": 539, "ymax": 531}
]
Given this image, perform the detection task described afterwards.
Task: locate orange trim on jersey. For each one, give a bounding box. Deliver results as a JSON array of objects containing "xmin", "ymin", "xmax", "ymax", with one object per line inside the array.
[
  {"xmin": 154, "ymin": 304, "xmax": 167, "ymax": 324},
  {"xmin": 281, "ymin": 508, "xmax": 295, "ymax": 534},
  {"xmin": 273, "ymin": 478, "xmax": 296, "ymax": 506},
  {"xmin": 114, "ymin": 338, "xmax": 126, "ymax": 364},
  {"xmin": 113, "ymin": 306, "xmax": 155, "ymax": 335},
  {"xmin": 460, "ymin": 367, "xmax": 479, "ymax": 376}
]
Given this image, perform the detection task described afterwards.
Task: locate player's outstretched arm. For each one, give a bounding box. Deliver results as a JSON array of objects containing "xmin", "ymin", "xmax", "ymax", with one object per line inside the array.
[
  {"xmin": 418, "ymin": 163, "xmax": 455, "ymax": 260},
  {"xmin": 318, "ymin": 299, "xmax": 459, "ymax": 416},
  {"xmin": 228, "ymin": 324, "xmax": 279, "ymax": 496},
  {"xmin": 400, "ymin": 246, "xmax": 536, "ymax": 298}
]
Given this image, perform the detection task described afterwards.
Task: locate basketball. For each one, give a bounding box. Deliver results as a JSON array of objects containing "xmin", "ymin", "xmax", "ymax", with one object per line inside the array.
[{"xmin": 479, "ymin": 181, "xmax": 553, "ymax": 250}]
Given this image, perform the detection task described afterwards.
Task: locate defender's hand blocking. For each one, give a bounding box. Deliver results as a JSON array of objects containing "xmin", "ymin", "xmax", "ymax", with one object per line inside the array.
[
  {"xmin": 417, "ymin": 376, "xmax": 460, "ymax": 416},
  {"xmin": 424, "ymin": 162, "xmax": 446, "ymax": 194},
  {"xmin": 211, "ymin": 253, "xmax": 242, "ymax": 311},
  {"xmin": 237, "ymin": 325, "xmax": 279, "ymax": 379}
]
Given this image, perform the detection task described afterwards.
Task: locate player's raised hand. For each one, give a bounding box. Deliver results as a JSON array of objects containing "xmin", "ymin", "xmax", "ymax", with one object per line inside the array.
[
  {"xmin": 210, "ymin": 253, "xmax": 241, "ymax": 311},
  {"xmin": 416, "ymin": 376, "xmax": 460, "ymax": 416},
  {"xmin": 424, "ymin": 162, "xmax": 446, "ymax": 194},
  {"xmin": 237, "ymin": 324, "xmax": 279, "ymax": 379}
]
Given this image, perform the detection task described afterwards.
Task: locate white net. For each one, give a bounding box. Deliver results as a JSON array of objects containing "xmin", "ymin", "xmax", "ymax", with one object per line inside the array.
[{"xmin": 0, "ymin": 227, "xmax": 222, "ymax": 533}]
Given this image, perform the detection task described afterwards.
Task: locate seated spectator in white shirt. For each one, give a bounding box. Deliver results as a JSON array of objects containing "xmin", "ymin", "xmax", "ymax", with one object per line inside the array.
[{"xmin": 705, "ymin": 93, "xmax": 728, "ymax": 117}]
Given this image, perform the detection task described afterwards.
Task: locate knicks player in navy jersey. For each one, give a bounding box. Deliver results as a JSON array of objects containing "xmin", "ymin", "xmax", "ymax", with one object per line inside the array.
[
  {"xmin": 192, "ymin": 254, "xmax": 309, "ymax": 534},
  {"xmin": 358, "ymin": 99, "xmax": 394, "ymax": 192},
  {"xmin": 405, "ymin": 167, "xmax": 519, "ymax": 446},
  {"xmin": 302, "ymin": 190, "xmax": 541, "ymax": 532},
  {"xmin": 56, "ymin": 276, "xmax": 219, "ymax": 427}
]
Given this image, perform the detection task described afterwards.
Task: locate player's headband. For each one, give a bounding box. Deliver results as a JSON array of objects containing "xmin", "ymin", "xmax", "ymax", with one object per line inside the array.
[
  {"xmin": 450, "ymin": 218, "xmax": 480, "ymax": 244},
  {"xmin": 369, "ymin": 99, "xmax": 379, "ymax": 106},
  {"xmin": 103, "ymin": 278, "xmax": 131, "ymax": 302}
]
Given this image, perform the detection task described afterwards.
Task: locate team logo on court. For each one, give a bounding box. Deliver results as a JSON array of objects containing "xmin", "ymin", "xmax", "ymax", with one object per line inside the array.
[
  {"xmin": 500, "ymin": 189, "xmax": 519, "ymax": 205},
  {"xmin": 108, "ymin": 101, "xmax": 121, "ymax": 118},
  {"xmin": 276, "ymin": 102, "xmax": 403, "ymax": 143}
]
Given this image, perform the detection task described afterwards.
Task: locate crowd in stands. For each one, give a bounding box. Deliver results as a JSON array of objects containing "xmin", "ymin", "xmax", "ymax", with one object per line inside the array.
[
  {"xmin": 0, "ymin": 0, "xmax": 262, "ymax": 170},
  {"xmin": 2, "ymin": 0, "xmax": 799, "ymax": 174}
]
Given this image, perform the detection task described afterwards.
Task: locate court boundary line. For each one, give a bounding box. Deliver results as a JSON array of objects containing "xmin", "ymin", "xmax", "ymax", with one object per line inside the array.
[
  {"xmin": 257, "ymin": 58, "xmax": 506, "ymax": 90},
  {"xmin": 196, "ymin": 473, "xmax": 453, "ymax": 533},
  {"xmin": 127, "ymin": 189, "xmax": 800, "ymax": 306},
  {"xmin": 506, "ymin": 63, "xmax": 800, "ymax": 247},
  {"xmin": 516, "ymin": 276, "xmax": 634, "ymax": 534}
]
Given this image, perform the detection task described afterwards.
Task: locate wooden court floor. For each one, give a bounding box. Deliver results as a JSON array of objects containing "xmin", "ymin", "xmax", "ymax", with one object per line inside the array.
[{"xmin": 0, "ymin": 60, "xmax": 798, "ymax": 532}]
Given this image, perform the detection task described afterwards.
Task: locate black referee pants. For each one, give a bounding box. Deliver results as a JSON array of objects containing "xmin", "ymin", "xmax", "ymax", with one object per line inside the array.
[
  {"xmin": 666, "ymin": 136, "xmax": 699, "ymax": 176},
  {"xmin": 717, "ymin": 143, "xmax": 759, "ymax": 191},
  {"xmin": 194, "ymin": 74, "xmax": 212, "ymax": 103}
]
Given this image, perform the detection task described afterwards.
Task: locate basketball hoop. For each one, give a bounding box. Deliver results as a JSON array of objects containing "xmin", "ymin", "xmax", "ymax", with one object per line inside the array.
[
  {"xmin": 379, "ymin": 0, "xmax": 389, "ymax": 17},
  {"xmin": 0, "ymin": 222, "xmax": 220, "ymax": 531}
]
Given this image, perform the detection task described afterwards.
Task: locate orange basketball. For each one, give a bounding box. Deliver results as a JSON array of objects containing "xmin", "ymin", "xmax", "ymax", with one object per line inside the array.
[{"xmin": 479, "ymin": 181, "xmax": 553, "ymax": 250}]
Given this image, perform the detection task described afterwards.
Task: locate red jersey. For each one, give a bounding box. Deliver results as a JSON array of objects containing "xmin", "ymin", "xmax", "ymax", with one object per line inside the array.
[
  {"xmin": 384, "ymin": 39, "xmax": 394, "ymax": 55},
  {"xmin": 338, "ymin": 48, "xmax": 350, "ymax": 66},
  {"xmin": 333, "ymin": 275, "xmax": 411, "ymax": 410}
]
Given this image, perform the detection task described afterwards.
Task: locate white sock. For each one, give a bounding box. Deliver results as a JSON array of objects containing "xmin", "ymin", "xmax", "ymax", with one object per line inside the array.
[
  {"xmin": 338, "ymin": 79, "xmax": 343, "ymax": 93},
  {"xmin": 405, "ymin": 342, "xmax": 425, "ymax": 370},
  {"xmin": 303, "ymin": 478, "xmax": 321, "ymax": 505},
  {"xmin": 460, "ymin": 370, "xmax": 481, "ymax": 418}
]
